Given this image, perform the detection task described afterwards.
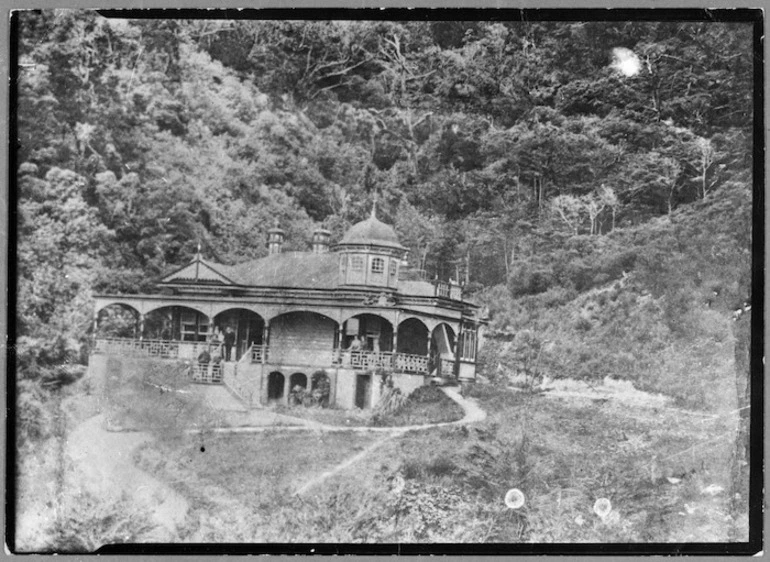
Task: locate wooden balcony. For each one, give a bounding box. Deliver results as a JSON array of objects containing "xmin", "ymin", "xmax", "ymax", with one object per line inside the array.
[
  {"xmin": 95, "ymin": 338, "xmax": 436, "ymax": 375},
  {"xmin": 93, "ymin": 337, "xmax": 224, "ymax": 360}
]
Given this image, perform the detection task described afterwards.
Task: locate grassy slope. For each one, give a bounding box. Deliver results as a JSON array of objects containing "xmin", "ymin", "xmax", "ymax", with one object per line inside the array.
[
  {"xmin": 132, "ymin": 382, "xmax": 744, "ymax": 543},
  {"xmin": 133, "ymin": 431, "xmax": 381, "ymax": 542},
  {"xmin": 479, "ymin": 181, "xmax": 751, "ymax": 412}
]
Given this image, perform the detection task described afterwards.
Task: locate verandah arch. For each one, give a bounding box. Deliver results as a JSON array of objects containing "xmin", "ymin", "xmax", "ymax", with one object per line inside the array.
[
  {"xmin": 341, "ymin": 313, "xmax": 394, "ymax": 352},
  {"xmin": 94, "ymin": 303, "xmax": 141, "ymax": 338},
  {"xmin": 268, "ymin": 311, "xmax": 339, "ymax": 366},
  {"xmin": 213, "ymin": 308, "xmax": 266, "ymax": 361},
  {"xmin": 143, "ymin": 305, "xmax": 210, "ymax": 342},
  {"xmin": 429, "ymin": 323, "xmax": 457, "ymax": 377},
  {"xmin": 396, "ymin": 317, "xmax": 429, "ymax": 356}
]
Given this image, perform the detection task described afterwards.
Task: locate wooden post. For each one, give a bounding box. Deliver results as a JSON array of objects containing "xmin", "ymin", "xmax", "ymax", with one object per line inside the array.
[
  {"xmin": 392, "ymin": 311, "xmax": 399, "ymax": 354},
  {"xmin": 427, "ymin": 330, "xmax": 434, "ymax": 376},
  {"xmin": 262, "ymin": 321, "xmax": 269, "ymax": 365},
  {"xmin": 92, "ymin": 310, "xmax": 99, "ymax": 339}
]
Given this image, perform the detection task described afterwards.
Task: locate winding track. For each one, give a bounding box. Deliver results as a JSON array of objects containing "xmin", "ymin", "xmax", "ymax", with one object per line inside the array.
[{"xmin": 63, "ymin": 385, "xmax": 487, "ymax": 538}]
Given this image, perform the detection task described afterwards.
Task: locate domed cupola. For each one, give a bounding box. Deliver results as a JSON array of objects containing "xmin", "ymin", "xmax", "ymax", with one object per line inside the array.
[{"xmin": 337, "ymin": 205, "xmax": 406, "ymax": 289}]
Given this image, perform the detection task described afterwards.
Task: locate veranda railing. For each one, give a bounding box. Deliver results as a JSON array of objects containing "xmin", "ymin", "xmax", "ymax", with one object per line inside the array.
[{"xmin": 95, "ymin": 338, "xmax": 436, "ymax": 375}]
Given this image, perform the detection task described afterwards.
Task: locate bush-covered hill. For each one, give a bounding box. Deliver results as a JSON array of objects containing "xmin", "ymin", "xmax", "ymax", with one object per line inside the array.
[{"xmin": 14, "ymin": 12, "xmax": 755, "ymax": 432}]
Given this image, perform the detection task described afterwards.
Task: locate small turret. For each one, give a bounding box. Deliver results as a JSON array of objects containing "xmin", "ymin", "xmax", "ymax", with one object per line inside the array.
[
  {"xmin": 267, "ymin": 221, "xmax": 285, "ymax": 255},
  {"xmin": 312, "ymin": 228, "xmax": 331, "ymax": 254}
]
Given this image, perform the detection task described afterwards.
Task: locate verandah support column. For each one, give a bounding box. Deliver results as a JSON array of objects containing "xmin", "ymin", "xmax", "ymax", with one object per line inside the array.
[
  {"xmin": 139, "ymin": 314, "xmax": 145, "ymax": 341},
  {"xmin": 262, "ymin": 321, "xmax": 269, "ymax": 365},
  {"xmin": 283, "ymin": 375, "xmax": 291, "ymax": 405},
  {"xmin": 391, "ymin": 311, "xmax": 399, "ymax": 369},
  {"xmin": 92, "ymin": 310, "xmax": 99, "ymax": 340}
]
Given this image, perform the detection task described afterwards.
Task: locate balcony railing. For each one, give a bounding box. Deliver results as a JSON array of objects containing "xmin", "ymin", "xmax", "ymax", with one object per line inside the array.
[
  {"xmin": 93, "ymin": 338, "xmax": 222, "ymax": 361},
  {"xmin": 189, "ymin": 362, "xmax": 222, "ymax": 384},
  {"xmin": 249, "ymin": 344, "xmax": 268, "ymax": 363},
  {"xmin": 95, "ymin": 338, "xmax": 441, "ymax": 375}
]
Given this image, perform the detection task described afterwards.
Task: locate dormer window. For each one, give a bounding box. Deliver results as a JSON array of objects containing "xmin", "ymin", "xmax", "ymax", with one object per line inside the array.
[{"xmin": 371, "ymin": 257, "xmax": 385, "ymax": 274}]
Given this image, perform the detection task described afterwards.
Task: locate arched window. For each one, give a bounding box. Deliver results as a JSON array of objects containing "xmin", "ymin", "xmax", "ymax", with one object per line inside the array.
[{"xmin": 371, "ymin": 257, "xmax": 384, "ymax": 274}]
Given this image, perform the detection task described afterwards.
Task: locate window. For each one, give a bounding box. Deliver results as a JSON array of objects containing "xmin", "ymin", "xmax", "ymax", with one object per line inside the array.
[
  {"xmin": 389, "ymin": 259, "xmax": 397, "ymax": 277},
  {"xmin": 460, "ymin": 327, "xmax": 476, "ymax": 361},
  {"xmin": 339, "ymin": 255, "xmax": 348, "ymax": 277},
  {"xmin": 371, "ymin": 257, "xmax": 384, "ymax": 274},
  {"xmin": 351, "ymin": 256, "xmax": 364, "ymax": 272},
  {"xmin": 181, "ymin": 311, "xmax": 208, "ymax": 342}
]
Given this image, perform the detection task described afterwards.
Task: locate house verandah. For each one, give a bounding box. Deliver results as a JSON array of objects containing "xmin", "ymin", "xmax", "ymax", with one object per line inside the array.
[{"xmin": 91, "ymin": 293, "xmax": 480, "ymax": 410}]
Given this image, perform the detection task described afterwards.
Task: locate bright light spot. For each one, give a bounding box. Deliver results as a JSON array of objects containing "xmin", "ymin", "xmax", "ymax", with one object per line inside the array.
[
  {"xmin": 593, "ymin": 497, "xmax": 612, "ymax": 519},
  {"xmin": 611, "ymin": 47, "xmax": 641, "ymax": 77},
  {"xmin": 504, "ymin": 488, "xmax": 526, "ymax": 509}
]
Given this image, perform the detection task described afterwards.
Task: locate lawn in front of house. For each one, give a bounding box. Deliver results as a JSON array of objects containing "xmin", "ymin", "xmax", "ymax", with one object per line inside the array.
[
  {"xmin": 133, "ymin": 379, "xmax": 744, "ymax": 544},
  {"xmin": 133, "ymin": 429, "xmax": 382, "ymax": 541}
]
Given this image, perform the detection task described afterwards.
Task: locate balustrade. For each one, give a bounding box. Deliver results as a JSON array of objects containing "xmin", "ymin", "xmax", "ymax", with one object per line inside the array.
[
  {"xmin": 94, "ymin": 338, "xmax": 445, "ymax": 376},
  {"xmin": 394, "ymin": 353, "xmax": 429, "ymax": 374},
  {"xmin": 249, "ymin": 344, "xmax": 268, "ymax": 363},
  {"xmin": 189, "ymin": 362, "xmax": 222, "ymax": 384}
]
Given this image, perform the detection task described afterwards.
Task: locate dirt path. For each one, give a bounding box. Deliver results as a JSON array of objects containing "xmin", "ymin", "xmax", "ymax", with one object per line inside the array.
[
  {"xmin": 58, "ymin": 385, "xmax": 486, "ymax": 541},
  {"xmin": 291, "ymin": 386, "xmax": 485, "ymax": 496},
  {"xmin": 66, "ymin": 415, "xmax": 189, "ymax": 542}
]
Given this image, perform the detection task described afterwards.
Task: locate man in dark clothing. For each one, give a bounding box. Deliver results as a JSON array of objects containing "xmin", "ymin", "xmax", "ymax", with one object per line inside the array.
[{"xmin": 223, "ymin": 327, "xmax": 236, "ymax": 361}]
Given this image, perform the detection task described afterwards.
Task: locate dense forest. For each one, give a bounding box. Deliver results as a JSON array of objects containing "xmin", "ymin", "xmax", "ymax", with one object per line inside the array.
[{"xmin": 14, "ymin": 12, "xmax": 755, "ymax": 439}]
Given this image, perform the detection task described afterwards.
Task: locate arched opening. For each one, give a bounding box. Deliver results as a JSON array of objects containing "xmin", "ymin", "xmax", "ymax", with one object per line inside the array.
[
  {"xmin": 396, "ymin": 318, "xmax": 429, "ymax": 356},
  {"xmin": 143, "ymin": 305, "xmax": 210, "ymax": 342},
  {"xmin": 429, "ymin": 323, "xmax": 457, "ymax": 377},
  {"xmin": 288, "ymin": 372, "xmax": 308, "ymax": 406},
  {"xmin": 342, "ymin": 314, "xmax": 394, "ymax": 352},
  {"xmin": 213, "ymin": 308, "xmax": 265, "ymax": 361},
  {"xmin": 95, "ymin": 303, "xmax": 140, "ymax": 338},
  {"xmin": 290, "ymin": 372, "xmax": 307, "ymax": 391},
  {"xmin": 269, "ymin": 311, "xmax": 339, "ymax": 366},
  {"xmin": 311, "ymin": 370, "xmax": 331, "ymax": 408},
  {"xmin": 267, "ymin": 371, "xmax": 285, "ymax": 400}
]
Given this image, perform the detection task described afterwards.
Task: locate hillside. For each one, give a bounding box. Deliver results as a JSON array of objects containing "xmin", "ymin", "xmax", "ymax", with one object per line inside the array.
[{"xmin": 12, "ymin": 11, "xmax": 757, "ymax": 551}]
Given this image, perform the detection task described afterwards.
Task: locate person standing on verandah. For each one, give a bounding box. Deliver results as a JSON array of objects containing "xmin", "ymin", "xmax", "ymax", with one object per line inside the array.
[{"xmin": 223, "ymin": 326, "xmax": 236, "ymax": 361}]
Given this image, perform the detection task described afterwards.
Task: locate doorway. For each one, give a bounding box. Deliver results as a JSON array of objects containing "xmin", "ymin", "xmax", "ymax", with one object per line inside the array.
[
  {"xmin": 267, "ymin": 371, "xmax": 285, "ymax": 400},
  {"xmin": 355, "ymin": 374, "xmax": 371, "ymax": 409}
]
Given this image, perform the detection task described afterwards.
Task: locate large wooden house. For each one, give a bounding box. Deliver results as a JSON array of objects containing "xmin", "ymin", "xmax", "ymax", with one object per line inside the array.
[{"xmin": 90, "ymin": 209, "xmax": 484, "ymax": 409}]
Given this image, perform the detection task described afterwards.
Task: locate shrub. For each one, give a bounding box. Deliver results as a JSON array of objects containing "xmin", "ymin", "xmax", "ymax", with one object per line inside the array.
[
  {"xmin": 17, "ymin": 380, "xmax": 54, "ymax": 446},
  {"xmin": 408, "ymin": 384, "xmax": 447, "ymax": 404},
  {"xmin": 508, "ymin": 263, "xmax": 555, "ymax": 297},
  {"xmin": 51, "ymin": 491, "xmax": 158, "ymax": 552},
  {"xmin": 426, "ymin": 454, "xmax": 457, "ymax": 478}
]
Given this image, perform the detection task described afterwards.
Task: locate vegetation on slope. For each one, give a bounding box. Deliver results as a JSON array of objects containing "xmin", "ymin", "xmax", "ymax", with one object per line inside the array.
[{"xmin": 12, "ymin": 11, "xmax": 756, "ymax": 549}]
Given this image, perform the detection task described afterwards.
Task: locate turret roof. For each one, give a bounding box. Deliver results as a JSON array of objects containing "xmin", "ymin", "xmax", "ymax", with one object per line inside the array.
[{"xmin": 339, "ymin": 208, "xmax": 405, "ymax": 250}]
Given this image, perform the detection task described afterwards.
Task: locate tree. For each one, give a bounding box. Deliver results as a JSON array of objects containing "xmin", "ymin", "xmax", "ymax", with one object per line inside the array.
[{"xmin": 550, "ymin": 195, "xmax": 584, "ymax": 235}]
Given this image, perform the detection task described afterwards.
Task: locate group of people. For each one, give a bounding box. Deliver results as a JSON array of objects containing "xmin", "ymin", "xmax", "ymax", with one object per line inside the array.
[
  {"xmin": 206, "ymin": 326, "xmax": 237, "ymax": 361},
  {"xmin": 347, "ymin": 335, "xmax": 380, "ymax": 353},
  {"xmin": 199, "ymin": 325, "xmax": 236, "ymax": 365}
]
